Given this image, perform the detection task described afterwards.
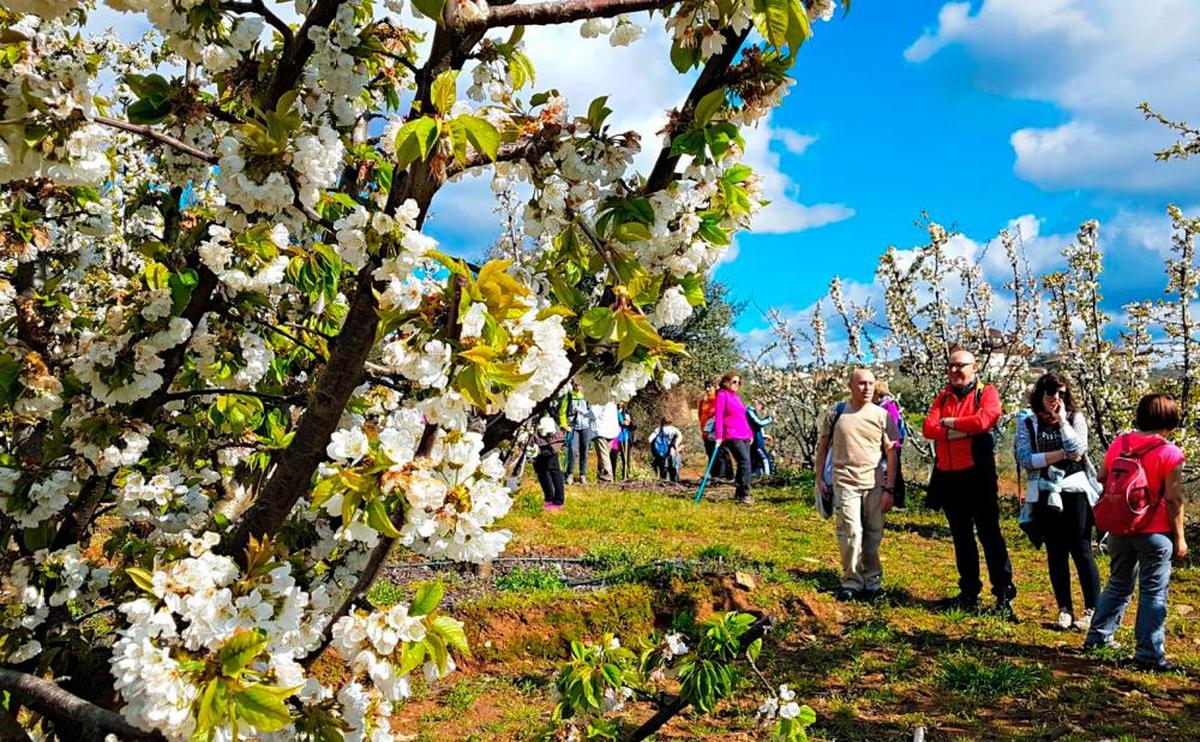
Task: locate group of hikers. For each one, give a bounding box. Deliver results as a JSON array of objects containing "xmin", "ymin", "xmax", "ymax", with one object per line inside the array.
[
  {"xmin": 527, "ymin": 349, "xmax": 1188, "ymax": 670},
  {"xmin": 817, "ymin": 349, "xmax": 1187, "ymax": 671}
]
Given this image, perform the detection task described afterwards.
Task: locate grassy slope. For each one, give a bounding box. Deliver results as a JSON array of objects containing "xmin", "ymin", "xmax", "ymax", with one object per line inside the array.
[{"xmin": 401, "ymin": 475, "xmax": 1200, "ymax": 741}]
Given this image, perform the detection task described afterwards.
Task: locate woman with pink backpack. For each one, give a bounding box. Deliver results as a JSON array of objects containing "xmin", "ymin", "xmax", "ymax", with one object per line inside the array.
[{"xmin": 1084, "ymin": 393, "xmax": 1188, "ymax": 671}]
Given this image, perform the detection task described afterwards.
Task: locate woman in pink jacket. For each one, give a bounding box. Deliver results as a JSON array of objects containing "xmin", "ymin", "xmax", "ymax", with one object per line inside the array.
[{"xmin": 714, "ymin": 370, "xmax": 754, "ymax": 505}]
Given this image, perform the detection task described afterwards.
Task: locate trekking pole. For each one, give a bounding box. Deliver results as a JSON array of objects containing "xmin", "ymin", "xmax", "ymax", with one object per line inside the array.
[{"xmin": 694, "ymin": 444, "xmax": 722, "ymax": 505}]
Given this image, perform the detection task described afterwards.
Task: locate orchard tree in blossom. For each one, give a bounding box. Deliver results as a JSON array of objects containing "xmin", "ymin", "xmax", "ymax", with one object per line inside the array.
[{"xmin": 0, "ymin": 0, "xmax": 849, "ymax": 738}]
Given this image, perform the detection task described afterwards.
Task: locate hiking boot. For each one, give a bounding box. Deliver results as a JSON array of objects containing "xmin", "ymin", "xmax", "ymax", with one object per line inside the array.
[
  {"xmin": 1133, "ymin": 658, "xmax": 1178, "ymax": 673},
  {"xmin": 1056, "ymin": 608, "xmax": 1074, "ymax": 630},
  {"xmin": 994, "ymin": 597, "xmax": 1019, "ymax": 623},
  {"xmin": 934, "ymin": 593, "xmax": 979, "ymax": 612},
  {"xmin": 835, "ymin": 588, "xmax": 860, "ymax": 602},
  {"xmin": 1073, "ymin": 609, "xmax": 1094, "ymax": 632}
]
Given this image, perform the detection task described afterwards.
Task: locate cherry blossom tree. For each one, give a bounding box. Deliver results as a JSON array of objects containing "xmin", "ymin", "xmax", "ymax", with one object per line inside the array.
[{"xmin": 0, "ymin": 0, "xmax": 846, "ymax": 738}]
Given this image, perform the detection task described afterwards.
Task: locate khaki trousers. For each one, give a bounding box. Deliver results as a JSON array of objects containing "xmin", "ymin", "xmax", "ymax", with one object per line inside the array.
[{"xmin": 833, "ymin": 484, "xmax": 884, "ymax": 591}]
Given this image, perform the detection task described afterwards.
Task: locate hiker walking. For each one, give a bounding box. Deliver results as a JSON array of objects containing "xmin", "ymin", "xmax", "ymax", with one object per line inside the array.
[
  {"xmin": 560, "ymin": 381, "xmax": 593, "ymax": 484},
  {"xmin": 922, "ymin": 348, "xmax": 1018, "ymax": 618},
  {"xmin": 1013, "ymin": 373, "xmax": 1101, "ymax": 631},
  {"xmin": 530, "ymin": 415, "xmax": 567, "ymax": 512},
  {"xmin": 814, "ymin": 368, "xmax": 899, "ymax": 601},
  {"xmin": 1084, "ymin": 394, "xmax": 1187, "ymax": 671},
  {"xmin": 649, "ymin": 416, "xmax": 683, "ymax": 482},
  {"xmin": 747, "ymin": 400, "xmax": 774, "ymax": 478},
  {"xmin": 590, "ymin": 401, "xmax": 621, "ymax": 483},
  {"xmin": 713, "ymin": 371, "xmax": 754, "ymax": 505},
  {"xmin": 698, "ymin": 380, "xmax": 731, "ymax": 480}
]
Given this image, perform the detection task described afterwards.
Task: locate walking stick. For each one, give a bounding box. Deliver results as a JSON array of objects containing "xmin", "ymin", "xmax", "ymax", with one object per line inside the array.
[{"xmin": 694, "ymin": 443, "xmax": 722, "ymax": 505}]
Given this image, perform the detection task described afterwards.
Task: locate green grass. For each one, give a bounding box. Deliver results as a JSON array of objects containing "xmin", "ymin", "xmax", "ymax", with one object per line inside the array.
[
  {"xmin": 935, "ymin": 650, "xmax": 1051, "ymax": 699},
  {"xmin": 493, "ymin": 565, "xmax": 567, "ymax": 592},
  {"xmin": 388, "ymin": 473, "xmax": 1200, "ymax": 740}
]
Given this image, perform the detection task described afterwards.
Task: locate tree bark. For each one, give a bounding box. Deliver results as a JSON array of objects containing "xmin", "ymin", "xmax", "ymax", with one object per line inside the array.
[{"xmin": 0, "ymin": 668, "xmax": 163, "ymax": 742}]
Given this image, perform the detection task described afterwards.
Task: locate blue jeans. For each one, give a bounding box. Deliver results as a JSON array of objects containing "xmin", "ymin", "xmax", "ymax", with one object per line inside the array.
[
  {"xmin": 563, "ymin": 428, "xmax": 592, "ymax": 478},
  {"xmin": 1084, "ymin": 532, "xmax": 1173, "ymax": 663}
]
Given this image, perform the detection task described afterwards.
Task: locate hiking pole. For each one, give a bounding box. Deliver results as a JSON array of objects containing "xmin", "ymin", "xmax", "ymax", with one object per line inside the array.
[{"xmin": 694, "ymin": 444, "xmax": 722, "ymax": 505}]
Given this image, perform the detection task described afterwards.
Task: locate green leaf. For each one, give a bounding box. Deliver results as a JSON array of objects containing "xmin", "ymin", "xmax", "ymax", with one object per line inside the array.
[
  {"xmin": 168, "ymin": 268, "xmax": 199, "ymax": 314},
  {"xmin": 125, "ymin": 567, "xmax": 155, "ymax": 594},
  {"xmin": 580, "ymin": 307, "xmax": 614, "ymax": 340},
  {"xmin": 509, "ymin": 50, "xmax": 535, "ymax": 91},
  {"xmin": 127, "ymin": 97, "xmax": 171, "ymax": 125},
  {"xmin": 142, "ymin": 260, "xmax": 170, "ymax": 290},
  {"xmin": 586, "ymin": 96, "xmax": 612, "ymax": 131},
  {"xmin": 411, "ymin": 0, "xmax": 445, "ymax": 22},
  {"xmin": 785, "ymin": 0, "xmax": 812, "ymax": 54},
  {"xmin": 397, "ymin": 640, "xmax": 427, "ymax": 676},
  {"xmin": 0, "ymin": 355, "xmax": 21, "ymax": 407},
  {"xmin": 746, "ymin": 637, "xmax": 762, "ymax": 662},
  {"xmin": 219, "ymin": 629, "xmax": 269, "ymax": 677},
  {"xmin": 694, "ymin": 87, "xmax": 727, "ymax": 128},
  {"xmin": 431, "ymin": 69, "xmax": 458, "ymax": 115},
  {"xmin": 233, "ymin": 685, "xmax": 294, "ymax": 733},
  {"xmin": 759, "ymin": 0, "xmax": 791, "ymax": 48},
  {"xmin": 364, "ymin": 496, "xmax": 402, "ymax": 539},
  {"xmin": 430, "ymin": 615, "xmax": 470, "ymax": 657},
  {"xmin": 680, "ymin": 273, "xmax": 707, "ymax": 307},
  {"xmin": 196, "ymin": 678, "xmax": 229, "ymax": 735},
  {"xmin": 458, "ymin": 115, "xmax": 500, "ymax": 162},
  {"xmin": 614, "ymin": 222, "xmax": 652, "ymax": 243},
  {"xmin": 394, "ymin": 117, "xmax": 440, "ymax": 169},
  {"xmin": 670, "ymin": 40, "xmax": 700, "ymax": 72},
  {"xmin": 410, "ymin": 581, "xmax": 445, "ymax": 617}
]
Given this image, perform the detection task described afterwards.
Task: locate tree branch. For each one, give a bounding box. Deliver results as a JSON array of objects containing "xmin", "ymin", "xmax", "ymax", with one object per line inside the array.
[
  {"xmin": 465, "ymin": 0, "xmax": 675, "ymax": 30},
  {"xmin": 159, "ymin": 388, "xmax": 306, "ymax": 405},
  {"xmin": 645, "ymin": 26, "xmax": 750, "ymax": 193},
  {"xmin": 444, "ymin": 131, "xmax": 558, "ymax": 179},
  {"xmin": 0, "ymin": 669, "xmax": 164, "ymax": 742},
  {"xmin": 92, "ymin": 115, "xmax": 217, "ymax": 164},
  {"xmin": 261, "ymin": 0, "xmax": 351, "ymax": 105}
]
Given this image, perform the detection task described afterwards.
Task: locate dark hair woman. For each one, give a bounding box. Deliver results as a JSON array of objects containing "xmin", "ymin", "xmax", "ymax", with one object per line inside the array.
[
  {"xmin": 1014, "ymin": 372, "xmax": 1101, "ymax": 631},
  {"xmin": 1084, "ymin": 394, "xmax": 1187, "ymax": 671},
  {"xmin": 713, "ymin": 371, "xmax": 754, "ymax": 504}
]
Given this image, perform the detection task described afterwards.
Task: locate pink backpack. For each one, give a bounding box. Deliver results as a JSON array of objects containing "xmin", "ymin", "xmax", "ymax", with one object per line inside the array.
[{"xmin": 1093, "ymin": 435, "xmax": 1166, "ymax": 536}]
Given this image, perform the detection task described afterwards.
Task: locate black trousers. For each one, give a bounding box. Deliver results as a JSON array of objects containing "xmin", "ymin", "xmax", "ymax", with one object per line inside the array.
[
  {"xmin": 1041, "ymin": 490, "xmax": 1101, "ymax": 612},
  {"xmin": 534, "ymin": 451, "xmax": 564, "ymax": 505},
  {"xmin": 723, "ymin": 439, "xmax": 752, "ymax": 501},
  {"xmin": 934, "ymin": 464, "xmax": 1015, "ymax": 600},
  {"xmin": 704, "ymin": 438, "xmax": 733, "ymax": 479}
]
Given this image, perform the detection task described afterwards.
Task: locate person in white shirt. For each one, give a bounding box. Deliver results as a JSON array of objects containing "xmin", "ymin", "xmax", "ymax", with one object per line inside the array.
[
  {"xmin": 648, "ymin": 417, "xmax": 683, "ymax": 482},
  {"xmin": 590, "ymin": 401, "xmax": 621, "ymax": 482}
]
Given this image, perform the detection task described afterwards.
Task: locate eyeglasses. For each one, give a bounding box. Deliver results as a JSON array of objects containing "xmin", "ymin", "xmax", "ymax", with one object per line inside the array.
[
  {"xmin": 946, "ymin": 362, "xmax": 973, "ymax": 371},
  {"xmin": 731, "ymin": 379, "xmax": 742, "ymax": 386}
]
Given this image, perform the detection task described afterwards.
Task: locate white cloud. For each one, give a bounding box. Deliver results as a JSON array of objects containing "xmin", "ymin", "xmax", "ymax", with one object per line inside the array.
[
  {"xmin": 775, "ymin": 129, "xmax": 817, "ymax": 155},
  {"xmin": 906, "ymin": 0, "xmax": 1200, "ymax": 194},
  {"xmin": 741, "ymin": 117, "xmax": 854, "ymax": 234}
]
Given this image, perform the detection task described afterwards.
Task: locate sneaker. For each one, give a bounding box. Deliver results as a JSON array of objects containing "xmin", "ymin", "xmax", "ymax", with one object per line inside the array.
[
  {"xmin": 1073, "ymin": 609, "xmax": 1094, "ymax": 632},
  {"xmin": 835, "ymin": 588, "xmax": 860, "ymax": 602},
  {"xmin": 565, "ymin": 475, "xmax": 574, "ymax": 485},
  {"xmin": 736, "ymin": 496, "xmax": 754, "ymax": 506},
  {"xmin": 863, "ymin": 588, "xmax": 885, "ymax": 603},
  {"xmin": 934, "ymin": 593, "xmax": 979, "ymax": 612},
  {"xmin": 1056, "ymin": 609, "xmax": 1074, "ymax": 630},
  {"xmin": 543, "ymin": 502, "xmax": 555, "ymax": 512}
]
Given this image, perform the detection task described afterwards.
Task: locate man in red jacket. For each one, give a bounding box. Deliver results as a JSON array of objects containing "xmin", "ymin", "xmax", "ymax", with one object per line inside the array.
[{"xmin": 922, "ymin": 348, "xmax": 1017, "ymax": 619}]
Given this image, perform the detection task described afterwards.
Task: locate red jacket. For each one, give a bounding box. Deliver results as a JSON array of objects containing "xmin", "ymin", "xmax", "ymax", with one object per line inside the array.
[{"xmin": 922, "ymin": 382, "xmax": 1002, "ymax": 471}]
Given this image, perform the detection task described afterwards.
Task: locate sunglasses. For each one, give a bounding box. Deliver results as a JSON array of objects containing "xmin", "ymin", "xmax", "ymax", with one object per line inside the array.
[
  {"xmin": 1045, "ymin": 389, "xmax": 1066, "ymax": 397},
  {"xmin": 731, "ymin": 379, "xmax": 742, "ymax": 386}
]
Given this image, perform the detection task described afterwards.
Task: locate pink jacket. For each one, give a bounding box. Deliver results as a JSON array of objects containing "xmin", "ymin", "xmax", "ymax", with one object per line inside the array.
[{"xmin": 713, "ymin": 388, "xmax": 752, "ymax": 441}]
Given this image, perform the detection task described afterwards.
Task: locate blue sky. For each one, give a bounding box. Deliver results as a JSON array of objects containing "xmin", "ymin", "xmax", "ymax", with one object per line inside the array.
[{"xmin": 715, "ymin": 0, "xmax": 1200, "ymax": 340}]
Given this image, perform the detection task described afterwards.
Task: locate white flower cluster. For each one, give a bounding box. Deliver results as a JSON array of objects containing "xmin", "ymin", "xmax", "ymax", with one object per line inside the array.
[
  {"xmin": 664, "ymin": 1, "xmax": 752, "ymax": 62},
  {"xmin": 756, "ymin": 683, "xmax": 802, "ymax": 721},
  {"xmin": 0, "ymin": 19, "xmax": 111, "ymax": 185},
  {"xmin": 197, "ymin": 222, "xmax": 292, "ymax": 297},
  {"xmin": 72, "ymin": 420, "xmax": 151, "ymax": 475},
  {"xmin": 111, "ymin": 547, "xmax": 330, "ymax": 740},
  {"xmin": 579, "ymin": 16, "xmax": 645, "ymax": 46},
  {"xmin": 73, "ymin": 314, "xmax": 193, "ymax": 405},
  {"xmin": 0, "ymin": 469, "xmax": 77, "ymax": 528},
  {"xmin": 301, "ymin": 5, "xmax": 372, "ymax": 126},
  {"xmin": 652, "ymin": 286, "xmax": 694, "ymax": 328},
  {"xmin": 330, "ymin": 603, "xmax": 453, "ymax": 702},
  {"xmin": 116, "ymin": 470, "xmax": 211, "ymax": 533}
]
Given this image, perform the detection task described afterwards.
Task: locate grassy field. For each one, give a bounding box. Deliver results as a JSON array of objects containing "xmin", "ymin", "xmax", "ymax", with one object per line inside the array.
[{"xmin": 385, "ymin": 472, "xmax": 1200, "ymax": 741}]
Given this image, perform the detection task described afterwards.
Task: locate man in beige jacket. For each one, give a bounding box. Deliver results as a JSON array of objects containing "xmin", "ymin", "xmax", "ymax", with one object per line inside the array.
[{"xmin": 814, "ymin": 368, "xmax": 899, "ymax": 601}]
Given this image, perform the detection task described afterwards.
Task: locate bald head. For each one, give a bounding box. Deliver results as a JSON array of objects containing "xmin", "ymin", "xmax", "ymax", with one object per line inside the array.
[
  {"xmin": 849, "ymin": 368, "xmax": 876, "ymax": 406},
  {"xmin": 947, "ymin": 349, "xmax": 978, "ymax": 389}
]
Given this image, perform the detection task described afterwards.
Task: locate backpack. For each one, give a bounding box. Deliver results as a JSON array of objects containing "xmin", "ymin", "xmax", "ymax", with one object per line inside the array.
[
  {"xmin": 1093, "ymin": 434, "xmax": 1167, "ymax": 536},
  {"xmin": 821, "ymin": 402, "xmax": 848, "ymax": 490},
  {"xmin": 652, "ymin": 429, "xmax": 673, "ymax": 459}
]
